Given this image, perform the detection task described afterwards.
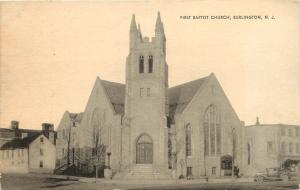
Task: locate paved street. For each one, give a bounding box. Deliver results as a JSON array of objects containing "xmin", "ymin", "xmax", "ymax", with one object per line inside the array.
[
  {"xmin": 0, "ymin": 173, "xmax": 299, "ymax": 190},
  {"xmin": 132, "ymin": 182, "xmax": 300, "ymax": 190}
]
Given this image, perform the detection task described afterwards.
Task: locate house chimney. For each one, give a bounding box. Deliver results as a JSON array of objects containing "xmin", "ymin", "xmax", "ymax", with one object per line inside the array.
[
  {"xmin": 42, "ymin": 123, "xmax": 55, "ymax": 144},
  {"xmin": 256, "ymin": 117, "xmax": 260, "ymax": 125},
  {"xmin": 11, "ymin": 121, "xmax": 19, "ymax": 130}
]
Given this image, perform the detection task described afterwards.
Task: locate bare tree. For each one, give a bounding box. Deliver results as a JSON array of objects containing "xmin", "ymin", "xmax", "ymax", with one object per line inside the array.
[
  {"xmin": 90, "ymin": 110, "xmax": 107, "ymax": 179},
  {"xmin": 66, "ymin": 121, "xmax": 75, "ymax": 168},
  {"xmin": 167, "ymin": 125, "xmax": 186, "ymax": 178}
]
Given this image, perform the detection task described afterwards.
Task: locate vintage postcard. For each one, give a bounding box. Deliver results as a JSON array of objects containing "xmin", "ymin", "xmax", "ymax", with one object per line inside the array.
[{"xmin": 0, "ymin": 0, "xmax": 299, "ymax": 189}]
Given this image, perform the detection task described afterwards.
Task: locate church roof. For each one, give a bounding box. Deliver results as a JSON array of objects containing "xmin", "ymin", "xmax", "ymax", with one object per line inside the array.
[
  {"xmin": 168, "ymin": 76, "xmax": 209, "ymax": 116},
  {"xmin": 101, "ymin": 80, "xmax": 125, "ymax": 114},
  {"xmin": 97, "ymin": 76, "xmax": 208, "ymax": 116}
]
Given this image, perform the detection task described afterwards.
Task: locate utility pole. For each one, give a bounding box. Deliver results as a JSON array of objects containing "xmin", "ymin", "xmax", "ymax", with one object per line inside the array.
[
  {"xmin": 67, "ymin": 121, "xmax": 75, "ymax": 168},
  {"xmin": 232, "ymin": 128, "xmax": 235, "ymax": 178},
  {"xmin": 67, "ymin": 128, "xmax": 71, "ymax": 168}
]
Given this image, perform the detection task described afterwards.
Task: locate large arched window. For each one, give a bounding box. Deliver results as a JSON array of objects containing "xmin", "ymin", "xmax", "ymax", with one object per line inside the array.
[
  {"xmin": 139, "ymin": 55, "xmax": 144, "ymax": 73},
  {"xmin": 186, "ymin": 124, "xmax": 192, "ymax": 156},
  {"xmin": 247, "ymin": 143, "xmax": 251, "ymax": 165},
  {"xmin": 148, "ymin": 55, "xmax": 153, "ymax": 73},
  {"xmin": 91, "ymin": 109, "xmax": 101, "ymax": 145},
  {"xmin": 204, "ymin": 104, "xmax": 221, "ymax": 156},
  {"xmin": 168, "ymin": 138, "xmax": 172, "ymax": 168}
]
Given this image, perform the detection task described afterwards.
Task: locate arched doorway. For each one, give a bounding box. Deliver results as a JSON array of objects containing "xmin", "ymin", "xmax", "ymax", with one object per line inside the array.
[
  {"xmin": 136, "ymin": 134, "xmax": 153, "ymax": 164},
  {"xmin": 221, "ymin": 155, "xmax": 232, "ymax": 176}
]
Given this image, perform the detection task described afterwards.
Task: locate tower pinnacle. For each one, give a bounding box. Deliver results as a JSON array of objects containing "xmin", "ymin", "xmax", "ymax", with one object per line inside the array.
[
  {"xmin": 137, "ymin": 24, "xmax": 142, "ymax": 39},
  {"xmin": 155, "ymin": 12, "xmax": 164, "ymax": 35},
  {"xmin": 130, "ymin": 14, "xmax": 137, "ymax": 31}
]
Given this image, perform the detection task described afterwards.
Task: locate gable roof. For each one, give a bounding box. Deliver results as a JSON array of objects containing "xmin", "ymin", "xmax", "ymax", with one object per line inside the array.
[
  {"xmin": 92, "ymin": 76, "xmax": 209, "ymax": 116},
  {"xmin": 0, "ymin": 133, "xmax": 41, "ymax": 150},
  {"xmin": 18, "ymin": 129, "xmax": 41, "ymax": 136},
  {"xmin": 0, "ymin": 128, "xmax": 16, "ymax": 138},
  {"xmin": 168, "ymin": 76, "xmax": 209, "ymax": 116},
  {"xmin": 101, "ymin": 80, "xmax": 125, "ymax": 114},
  {"xmin": 0, "ymin": 128, "xmax": 41, "ymax": 139}
]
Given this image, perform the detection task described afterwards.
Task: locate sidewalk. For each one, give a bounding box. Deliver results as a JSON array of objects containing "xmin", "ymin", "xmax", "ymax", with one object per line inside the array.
[
  {"xmin": 78, "ymin": 176, "xmax": 254, "ymax": 185},
  {"xmin": 20, "ymin": 172, "xmax": 254, "ymax": 185},
  {"xmin": 79, "ymin": 177, "xmax": 255, "ymax": 190},
  {"xmin": 4, "ymin": 172, "xmax": 81, "ymax": 181}
]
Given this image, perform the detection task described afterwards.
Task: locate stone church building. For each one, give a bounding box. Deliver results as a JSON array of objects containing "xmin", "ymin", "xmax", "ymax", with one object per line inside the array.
[{"xmin": 56, "ymin": 13, "xmax": 245, "ymax": 179}]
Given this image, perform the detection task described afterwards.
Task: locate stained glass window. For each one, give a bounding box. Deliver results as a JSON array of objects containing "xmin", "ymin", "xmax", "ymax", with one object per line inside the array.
[{"xmin": 204, "ymin": 105, "xmax": 221, "ymax": 156}]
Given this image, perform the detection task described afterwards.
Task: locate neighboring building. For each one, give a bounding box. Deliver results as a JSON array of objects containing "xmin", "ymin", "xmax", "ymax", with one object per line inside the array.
[
  {"xmin": 0, "ymin": 128, "xmax": 16, "ymax": 148},
  {"xmin": 56, "ymin": 13, "xmax": 245, "ymax": 179},
  {"xmin": 0, "ymin": 123, "xmax": 56, "ymax": 173},
  {"xmin": 0, "ymin": 121, "xmax": 41, "ymax": 147},
  {"xmin": 244, "ymin": 118, "xmax": 300, "ymax": 176},
  {"xmin": 55, "ymin": 112, "xmax": 83, "ymax": 171}
]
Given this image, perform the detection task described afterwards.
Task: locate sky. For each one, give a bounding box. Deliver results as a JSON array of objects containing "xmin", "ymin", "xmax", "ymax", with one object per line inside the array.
[{"xmin": 0, "ymin": 0, "xmax": 299, "ymax": 130}]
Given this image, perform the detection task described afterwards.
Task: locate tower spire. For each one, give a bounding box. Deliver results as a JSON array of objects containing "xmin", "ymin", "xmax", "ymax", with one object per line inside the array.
[
  {"xmin": 130, "ymin": 14, "xmax": 137, "ymax": 31},
  {"xmin": 155, "ymin": 12, "xmax": 164, "ymax": 35}
]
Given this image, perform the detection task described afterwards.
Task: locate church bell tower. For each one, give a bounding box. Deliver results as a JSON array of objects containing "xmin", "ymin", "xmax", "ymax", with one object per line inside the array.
[{"xmin": 123, "ymin": 12, "xmax": 169, "ymax": 170}]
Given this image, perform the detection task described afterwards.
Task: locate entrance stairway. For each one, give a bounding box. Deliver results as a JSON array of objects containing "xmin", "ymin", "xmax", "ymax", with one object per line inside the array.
[{"xmin": 121, "ymin": 164, "xmax": 172, "ymax": 180}]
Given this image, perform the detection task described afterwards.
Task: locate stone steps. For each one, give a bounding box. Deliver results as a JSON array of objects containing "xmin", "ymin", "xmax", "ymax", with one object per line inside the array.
[{"xmin": 122, "ymin": 164, "xmax": 172, "ymax": 179}]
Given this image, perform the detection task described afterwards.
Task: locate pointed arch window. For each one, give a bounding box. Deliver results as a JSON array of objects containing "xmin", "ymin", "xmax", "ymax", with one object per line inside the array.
[
  {"xmin": 186, "ymin": 124, "xmax": 192, "ymax": 156},
  {"xmin": 139, "ymin": 55, "xmax": 144, "ymax": 73},
  {"xmin": 148, "ymin": 55, "xmax": 153, "ymax": 73},
  {"xmin": 247, "ymin": 143, "xmax": 251, "ymax": 165},
  {"xmin": 91, "ymin": 109, "xmax": 101, "ymax": 147},
  {"xmin": 204, "ymin": 104, "xmax": 221, "ymax": 156}
]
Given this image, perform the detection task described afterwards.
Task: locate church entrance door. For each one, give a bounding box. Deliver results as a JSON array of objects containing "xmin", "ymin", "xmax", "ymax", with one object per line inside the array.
[
  {"xmin": 136, "ymin": 134, "xmax": 153, "ymax": 164},
  {"xmin": 221, "ymin": 155, "xmax": 233, "ymax": 176}
]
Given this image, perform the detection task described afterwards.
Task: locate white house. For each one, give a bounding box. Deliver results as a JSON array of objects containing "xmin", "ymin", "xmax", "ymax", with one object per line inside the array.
[{"xmin": 0, "ymin": 124, "xmax": 56, "ymax": 174}]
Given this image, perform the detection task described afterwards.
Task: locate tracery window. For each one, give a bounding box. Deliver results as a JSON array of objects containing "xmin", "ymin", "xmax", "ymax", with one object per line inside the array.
[
  {"xmin": 139, "ymin": 55, "xmax": 144, "ymax": 73},
  {"xmin": 186, "ymin": 124, "xmax": 192, "ymax": 157},
  {"xmin": 204, "ymin": 104, "xmax": 221, "ymax": 156},
  {"xmin": 247, "ymin": 143, "xmax": 251, "ymax": 165},
  {"xmin": 91, "ymin": 109, "xmax": 101, "ymax": 145}
]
